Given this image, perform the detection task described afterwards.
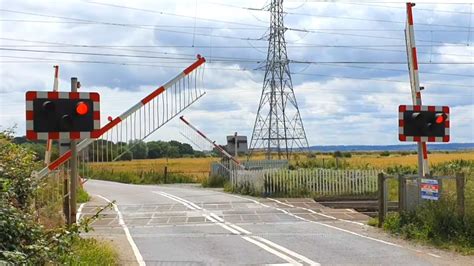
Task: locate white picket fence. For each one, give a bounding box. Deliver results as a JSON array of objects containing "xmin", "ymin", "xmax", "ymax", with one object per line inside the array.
[{"xmin": 231, "ymin": 168, "xmax": 380, "ymax": 197}]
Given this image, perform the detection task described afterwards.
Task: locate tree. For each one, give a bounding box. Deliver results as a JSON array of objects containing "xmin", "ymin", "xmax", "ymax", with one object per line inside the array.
[
  {"xmin": 167, "ymin": 146, "xmax": 180, "ymax": 158},
  {"xmin": 129, "ymin": 140, "xmax": 148, "ymax": 159},
  {"xmin": 147, "ymin": 141, "xmax": 169, "ymax": 159}
]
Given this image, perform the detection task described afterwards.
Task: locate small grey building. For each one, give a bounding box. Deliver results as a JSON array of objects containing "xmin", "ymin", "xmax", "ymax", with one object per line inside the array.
[{"xmin": 226, "ymin": 135, "xmax": 248, "ymax": 155}]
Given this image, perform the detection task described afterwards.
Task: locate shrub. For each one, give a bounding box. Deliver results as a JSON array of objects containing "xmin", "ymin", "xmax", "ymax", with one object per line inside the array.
[
  {"xmin": 202, "ymin": 175, "xmax": 227, "ymax": 188},
  {"xmin": 383, "ymin": 198, "xmax": 474, "ymax": 254},
  {"xmin": 0, "ymin": 131, "xmax": 116, "ymax": 264},
  {"xmin": 77, "ymin": 187, "xmax": 90, "ymax": 203},
  {"xmin": 86, "ymin": 168, "xmax": 196, "ymax": 184},
  {"xmin": 380, "ymin": 151, "xmax": 390, "ymax": 157}
]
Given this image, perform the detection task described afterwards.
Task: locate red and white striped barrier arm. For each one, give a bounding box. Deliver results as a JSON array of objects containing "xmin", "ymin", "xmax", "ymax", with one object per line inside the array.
[
  {"xmin": 179, "ymin": 116, "xmax": 245, "ymax": 169},
  {"xmin": 44, "ymin": 65, "xmax": 59, "ymax": 165},
  {"xmin": 35, "ymin": 55, "xmax": 206, "ymax": 179},
  {"xmin": 406, "ymin": 2, "xmax": 429, "ymax": 176}
]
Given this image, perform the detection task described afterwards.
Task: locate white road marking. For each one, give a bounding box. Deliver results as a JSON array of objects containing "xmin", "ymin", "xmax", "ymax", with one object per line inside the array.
[
  {"xmin": 428, "ymin": 253, "xmax": 442, "ymax": 258},
  {"xmin": 160, "ymin": 191, "xmax": 203, "ymax": 210},
  {"xmin": 153, "ymin": 191, "xmax": 320, "ymax": 266},
  {"xmin": 266, "ymin": 198, "xmax": 365, "ymax": 226},
  {"xmin": 96, "ymin": 194, "xmax": 146, "ymax": 266},
  {"xmin": 77, "ymin": 203, "xmax": 85, "ymax": 222},
  {"xmin": 253, "ymin": 236, "xmax": 320, "ymax": 266},
  {"xmin": 230, "ymin": 194, "xmax": 403, "ymax": 248},
  {"xmin": 241, "ymin": 236, "xmax": 303, "ymax": 266},
  {"xmin": 205, "ymin": 214, "xmax": 242, "ymax": 235}
]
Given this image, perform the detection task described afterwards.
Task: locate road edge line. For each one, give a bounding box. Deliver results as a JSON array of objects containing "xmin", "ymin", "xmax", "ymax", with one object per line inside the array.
[{"xmin": 96, "ymin": 194, "xmax": 146, "ymax": 266}]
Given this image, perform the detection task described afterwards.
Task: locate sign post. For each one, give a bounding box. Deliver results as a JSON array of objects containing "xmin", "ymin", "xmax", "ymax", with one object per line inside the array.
[{"xmin": 70, "ymin": 77, "xmax": 79, "ymax": 225}]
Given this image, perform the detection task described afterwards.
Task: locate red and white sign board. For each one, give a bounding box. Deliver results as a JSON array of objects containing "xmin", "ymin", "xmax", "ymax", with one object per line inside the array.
[
  {"xmin": 398, "ymin": 105, "xmax": 450, "ymax": 142},
  {"xmin": 26, "ymin": 91, "xmax": 100, "ymax": 140}
]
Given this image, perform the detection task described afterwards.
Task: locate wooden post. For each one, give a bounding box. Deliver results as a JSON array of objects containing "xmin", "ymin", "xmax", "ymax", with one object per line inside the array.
[
  {"xmin": 456, "ymin": 173, "xmax": 465, "ymax": 219},
  {"xmin": 164, "ymin": 166, "xmax": 168, "ymax": 184},
  {"xmin": 378, "ymin": 173, "xmax": 386, "ymax": 227},
  {"xmin": 398, "ymin": 174, "xmax": 406, "ymax": 212}
]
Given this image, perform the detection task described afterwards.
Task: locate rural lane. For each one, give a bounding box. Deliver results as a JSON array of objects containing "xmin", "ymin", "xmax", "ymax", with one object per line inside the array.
[{"xmin": 81, "ymin": 180, "xmax": 471, "ymax": 265}]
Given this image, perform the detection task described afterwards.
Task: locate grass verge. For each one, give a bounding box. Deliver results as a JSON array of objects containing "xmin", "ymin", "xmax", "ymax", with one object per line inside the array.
[
  {"xmin": 383, "ymin": 200, "xmax": 473, "ymax": 255},
  {"xmin": 77, "ymin": 186, "xmax": 90, "ymax": 203},
  {"xmin": 66, "ymin": 237, "xmax": 118, "ymax": 265},
  {"xmin": 86, "ymin": 168, "xmax": 197, "ymax": 185},
  {"xmin": 201, "ymin": 175, "xmax": 228, "ymax": 188}
]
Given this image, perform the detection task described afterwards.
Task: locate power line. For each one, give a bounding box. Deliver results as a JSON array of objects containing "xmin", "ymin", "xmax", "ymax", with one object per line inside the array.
[
  {"xmin": 2, "ymin": 9, "xmax": 470, "ymax": 46},
  {"xmin": 1, "ymin": 54, "xmax": 471, "ymax": 89},
  {"xmin": 204, "ymin": 1, "xmax": 471, "ymax": 28},
  {"xmin": 3, "ymin": 19, "xmax": 472, "ymax": 33},
  {"xmin": 80, "ymin": 1, "xmax": 268, "ymax": 28},
  {"xmin": 337, "ymin": 2, "xmax": 474, "ymax": 15},
  {"xmin": 284, "ymin": 10, "xmax": 471, "ymax": 29},
  {"xmin": 0, "ymin": 47, "xmax": 465, "ymax": 65},
  {"xmin": 2, "ymin": 38, "xmax": 472, "ymax": 58},
  {"xmin": 2, "ymin": 47, "xmax": 472, "ymax": 65}
]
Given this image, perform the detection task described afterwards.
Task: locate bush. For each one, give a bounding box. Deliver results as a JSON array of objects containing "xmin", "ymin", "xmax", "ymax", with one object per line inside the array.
[
  {"xmin": 380, "ymin": 151, "xmax": 390, "ymax": 157},
  {"xmin": 77, "ymin": 187, "xmax": 90, "ymax": 203},
  {"xmin": 0, "ymin": 131, "xmax": 116, "ymax": 264},
  {"xmin": 202, "ymin": 175, "xmax": 228, "ymax": 188},
  {"xmin": 383, "ymin": 198, "xmax": 474, "ymax": 254},
  {"xmin": 86, "ymin": 168, "xmax": 196, "ymax": 184}
]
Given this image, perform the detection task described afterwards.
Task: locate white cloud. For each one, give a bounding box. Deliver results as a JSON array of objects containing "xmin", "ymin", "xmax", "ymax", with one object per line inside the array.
[{"xmin": 1, "ymin": 0, "xmax": 472, "ymax": 146}]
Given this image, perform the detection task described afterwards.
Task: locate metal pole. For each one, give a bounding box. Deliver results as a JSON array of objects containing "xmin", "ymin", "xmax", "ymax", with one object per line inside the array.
[
  {"xmin": 234, "ymin": 132, "xmax": 238, "ymax": 158},
  {"xmin": 45, "ymin": 65, "xmax": 59, "ymax": 165},
  {"xmin": 70, "ymin": 77, "xmax": 78, "ymax": 224},
  {"xmin": 405, "ymin": 2, "xmax": 429, "ymax": 178}
]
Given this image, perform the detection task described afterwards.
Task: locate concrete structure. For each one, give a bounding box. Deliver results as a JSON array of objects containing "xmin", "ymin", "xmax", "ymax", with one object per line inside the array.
[{"xmin": 226, "ymin": 135, "xmax": 248, "ymax": 155}]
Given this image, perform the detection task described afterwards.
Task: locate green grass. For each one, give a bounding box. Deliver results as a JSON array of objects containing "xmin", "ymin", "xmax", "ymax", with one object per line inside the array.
[
  {"xmin": 379, "ymin": 160, "xmax": 474, "ymax": 255},
  {"xmin": 66, "ymin": 238, "xmax": 117, "ymax": 265},
  {"xmin": 77, "ymin": 186, "xmax": 90, "ymax": 203},
  {"xmin": 85, "ymin": 168, "xmax": 197, "ymax": 185},
  {"xmin": 201, "ymin": 175, "xmax": 228, "ymax": 188}
]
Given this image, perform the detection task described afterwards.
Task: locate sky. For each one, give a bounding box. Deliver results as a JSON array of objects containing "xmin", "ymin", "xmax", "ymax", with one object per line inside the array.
[{"xmin": 0, "ymin": 0, "xmax": 473, "ymax": 148}]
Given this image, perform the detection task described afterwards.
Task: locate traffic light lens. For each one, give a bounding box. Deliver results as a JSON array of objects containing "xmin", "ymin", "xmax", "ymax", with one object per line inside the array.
[
  {"xmin": 76, "ymin": 102, "xmax": 89, "ymax": 115},
  {"xmin": 435, "ymin": 114, "xmax": 445, "ymax": 124},
  {"xmin": 42, "ymin": 101, "xmax": 55, "ymax": 111}
]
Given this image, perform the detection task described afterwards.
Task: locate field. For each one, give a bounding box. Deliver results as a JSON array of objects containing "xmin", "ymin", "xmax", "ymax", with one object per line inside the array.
[{"xmin": 90, "ymin": 151, "xmax": 474, "ymax": 175}]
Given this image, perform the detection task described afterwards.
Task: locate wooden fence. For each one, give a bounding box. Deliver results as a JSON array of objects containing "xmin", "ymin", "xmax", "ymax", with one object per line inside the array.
[{"xmin": 231, "ymin": 168, "xmax": 380, "ymax": 197}]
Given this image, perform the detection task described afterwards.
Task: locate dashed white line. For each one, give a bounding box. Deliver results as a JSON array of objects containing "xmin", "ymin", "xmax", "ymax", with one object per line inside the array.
[
  {"xmin": 96, "ymin": 194, "xmax": 146, "ymax": 266},
  {"xmin": 153, "ymin": 191, "xmax": 320, "ymax": 266},
  {"xmin": 229, "ymin": 194, "xmax": 403, "ymax": 248},
  {"xmin": 266, "ymin": 198, "xmax": 365, "ymax": 226}
]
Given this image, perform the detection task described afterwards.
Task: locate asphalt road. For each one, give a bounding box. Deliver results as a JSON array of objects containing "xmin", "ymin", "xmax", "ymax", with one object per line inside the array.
[{"xmin": 82, "ymin": 180, "xmax": 471, "ymax": 265}]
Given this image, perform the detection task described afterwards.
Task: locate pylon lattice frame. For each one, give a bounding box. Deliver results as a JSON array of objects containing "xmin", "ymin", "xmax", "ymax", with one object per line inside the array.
[{"xmin": 249, "ymin": 0, "xmax": 309, "ymax": 160}]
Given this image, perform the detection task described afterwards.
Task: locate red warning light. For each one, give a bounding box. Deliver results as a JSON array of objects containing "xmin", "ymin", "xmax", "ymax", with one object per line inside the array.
[
  {"xmin": 435, "ymin": 114, "xmax": 445, "ymax": 124},
  {"xmin": 76, "ymin": 101, "xmax": 89, "ymax": 115}
]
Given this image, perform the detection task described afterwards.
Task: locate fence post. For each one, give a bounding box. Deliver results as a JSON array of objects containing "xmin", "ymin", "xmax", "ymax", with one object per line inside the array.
[
  {"xmin": 456, "ymin": 172, "xmax": 465, "ymax": 219},
  {"xmin": 398, "ymin": 174, "xmax": 406, "ymax": 212},
  {"xmin": 164, "ymin": 166, "xmax": 168, "ymax": 184},
  {"xmin": 378, "ymin": 173, "xmax": 386, "ymax": 227}
]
